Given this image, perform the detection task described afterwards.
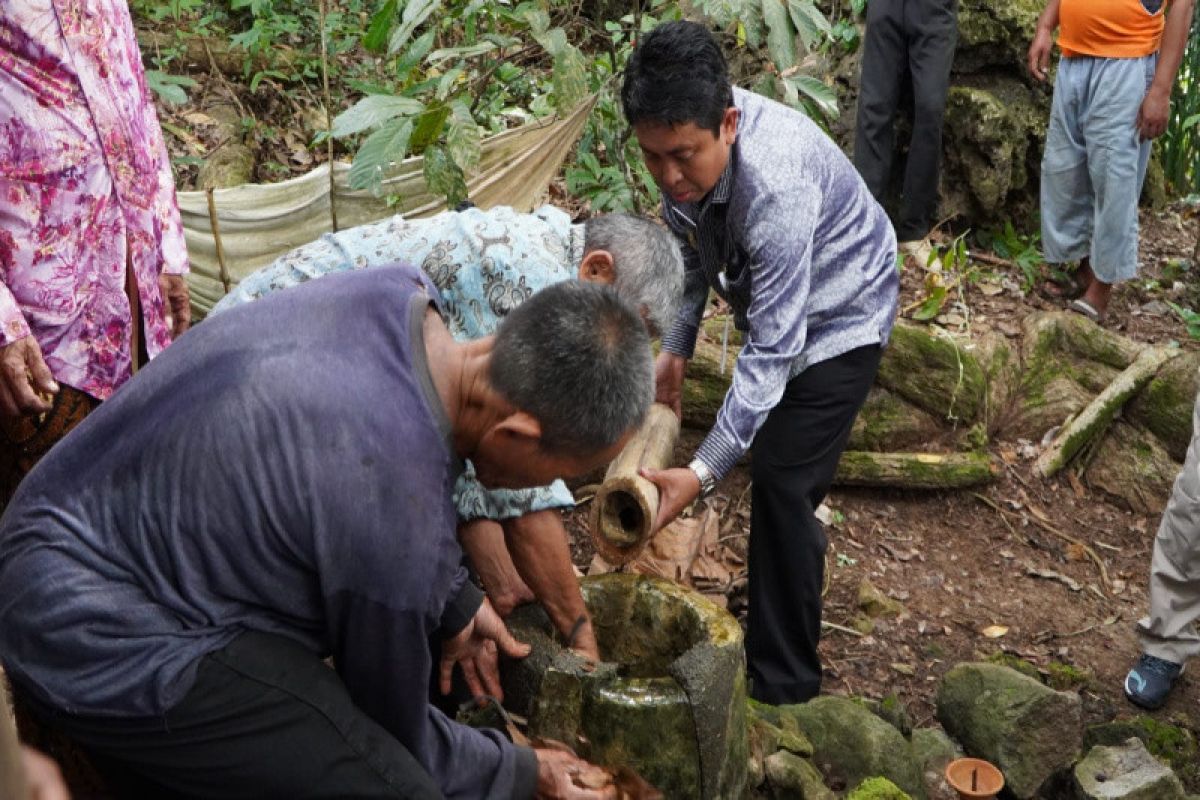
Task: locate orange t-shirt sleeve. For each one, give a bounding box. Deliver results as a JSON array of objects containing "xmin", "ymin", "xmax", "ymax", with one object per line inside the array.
[{"xmin": 1058, "ymin": 0, "xmax": 1169, "ymax": 58}]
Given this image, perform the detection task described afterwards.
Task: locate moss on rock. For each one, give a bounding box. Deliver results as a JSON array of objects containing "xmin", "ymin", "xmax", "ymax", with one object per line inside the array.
[{"xmin": 847, "ymin": 776, "xmax": 914, "ymax": 800}]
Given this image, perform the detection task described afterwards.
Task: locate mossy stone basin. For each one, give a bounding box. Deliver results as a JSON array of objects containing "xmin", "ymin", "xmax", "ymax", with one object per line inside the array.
[{"xmin": 501, "ymin": 574, "xmax": 748, "ymax": 799}]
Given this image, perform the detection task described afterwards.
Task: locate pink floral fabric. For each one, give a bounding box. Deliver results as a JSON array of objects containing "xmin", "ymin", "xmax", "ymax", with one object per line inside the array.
[{"xmin": 0, "ymin": 0, "xmax": 188, "ymax": 400}]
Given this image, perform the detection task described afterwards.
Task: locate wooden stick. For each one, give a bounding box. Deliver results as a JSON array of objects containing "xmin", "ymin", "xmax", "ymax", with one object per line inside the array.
[
  {"xmin": 205, "ymin": 188, "xmax": 233, "ymax": 295},
  {"xmin": 1036, "ymin": 346, "xmax": 1177, "ymax": 477},
  {"xmin": 589, "ymin": 404, "xmax": 680, "ymax": 565},
  {"xmin": 318, "ymin": 0, "xmax": 339, "ymax": 233}
]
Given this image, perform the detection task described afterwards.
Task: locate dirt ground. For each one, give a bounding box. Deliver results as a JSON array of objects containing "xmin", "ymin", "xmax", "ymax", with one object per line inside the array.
[{"xmin": 564, "ymin": 201, "xmax": 1200, "ymax": 775}]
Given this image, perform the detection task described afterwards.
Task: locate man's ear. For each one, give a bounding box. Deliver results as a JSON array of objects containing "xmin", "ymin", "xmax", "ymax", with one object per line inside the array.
[
  {"xmin": 491, "ymin": 410, "xmax": 543, "ymax": 447},
  {"xmin": 720, "ymin": 106, "xmax": 739, "ymax": 147},
  {"xmin": 578, "ymin": 250, "xmax": 616, "ymax": 285}
]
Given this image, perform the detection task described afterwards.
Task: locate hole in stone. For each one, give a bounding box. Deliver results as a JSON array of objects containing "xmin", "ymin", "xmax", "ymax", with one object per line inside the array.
[
  {"xmin": 599, "ymin": 491, "xmax": 644, "ymax": 546},
  {"xmin": 585, "ymin": 580, "xmax": 706, "ymax": 678}
]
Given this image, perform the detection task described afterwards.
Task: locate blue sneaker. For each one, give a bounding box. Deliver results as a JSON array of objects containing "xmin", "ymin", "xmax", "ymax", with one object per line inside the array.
[{"xmin": 1124, "ymin": 654, "xmax": 1183, "ymax": 709}]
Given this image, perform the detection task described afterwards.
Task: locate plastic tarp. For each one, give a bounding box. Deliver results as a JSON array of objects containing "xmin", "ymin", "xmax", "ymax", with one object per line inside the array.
[{"xmin": 177, "ymin": 96, "xmax": 595, "ymax": 317}]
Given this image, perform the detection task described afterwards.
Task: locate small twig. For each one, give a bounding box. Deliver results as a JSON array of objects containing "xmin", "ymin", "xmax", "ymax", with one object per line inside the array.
[
  {"xmin": 821, "ymin": 620, "xmax": 867, "ymax": 638},
  {"xmin": 1020, "ymin": 497, "xmax": 1112, "ymax": 592}
]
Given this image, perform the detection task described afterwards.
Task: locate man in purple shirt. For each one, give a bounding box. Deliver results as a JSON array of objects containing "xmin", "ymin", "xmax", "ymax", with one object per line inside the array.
[
  {"xmin": 0, "ymin": 264, "xmax": 647, "ymax": 798},
  {"xmin": 623, "ymin": 21, "xmax": 899, "ymax": 704}
]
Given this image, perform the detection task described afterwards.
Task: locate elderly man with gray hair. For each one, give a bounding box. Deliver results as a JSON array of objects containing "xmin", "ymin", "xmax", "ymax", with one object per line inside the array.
[
  {"xmin": 1, "ymin": 265, "xmax": 653, "ymax": 798},
  {"xmin": 211, "ymin": 204, "xmax": 683, "ymax": 660}
]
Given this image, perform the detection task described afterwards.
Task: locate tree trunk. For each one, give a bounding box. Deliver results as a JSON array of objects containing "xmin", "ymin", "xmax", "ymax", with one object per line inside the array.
[
  {"xmin": 834, "ymin": 451, "xmax": 1001, "ymax": 489},
  {"xmin": 1036, "ymin": 346, "xmax": 1179, "ymax": 477}
]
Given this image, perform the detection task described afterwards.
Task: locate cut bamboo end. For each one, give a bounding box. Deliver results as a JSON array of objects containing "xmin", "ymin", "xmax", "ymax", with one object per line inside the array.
[{"xmin": 590, "ymin": 404, "xmax": 680, "ymax": 565}]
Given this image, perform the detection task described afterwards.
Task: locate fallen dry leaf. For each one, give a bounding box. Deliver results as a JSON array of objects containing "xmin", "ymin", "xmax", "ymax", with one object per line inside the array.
[{"xmin": 981, "ymin": 625, "xmax": 1009, "ymax": 639}]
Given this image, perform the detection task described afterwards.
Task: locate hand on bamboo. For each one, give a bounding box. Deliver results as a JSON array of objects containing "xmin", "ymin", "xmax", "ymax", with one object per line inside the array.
[
  {"xmin": 653, "ymin": 351, "xmax": 687, "ymax": 418},
  {"xmin": 0, "ymin": 336, "xmax": 57, "ymax": 417},
  {"xmin": 638, "ymin": 466, "xmax": 700, "ymax": 533},
  {"xmin": 440, "ymin": 597, "xmax": 530, "ymax": 701}
]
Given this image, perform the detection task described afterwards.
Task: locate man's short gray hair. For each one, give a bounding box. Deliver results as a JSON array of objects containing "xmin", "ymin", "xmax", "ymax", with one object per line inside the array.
[
  {"xmin": 583, "ymin": 214, "xmax": 684, "ymax": 337},
  {"xmin": 491, "ymin": 282, "xmax": 653, "ymax": 455}
]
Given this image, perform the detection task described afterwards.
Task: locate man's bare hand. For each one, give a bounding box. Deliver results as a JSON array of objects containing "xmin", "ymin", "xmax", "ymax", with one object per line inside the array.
[
  {"xmin": 1027, "ymin": 27, "xmax": 1054, "ymax": 82},
  {"xmin": 159, "ymin": 274, "xmax": 191, "ymax": 340},
  {"xmin": 534, "ymin": 749, "xmax": 618, "ymax": 800},
  {"xmin": 0, "ymin": 336, "xmax": 58, "ymax": 417},
  {"xmin": 638, "ymin": 466, "xmax": 701, "ymax": 534},
  {"xmin": 21, "ymin": 746, "xmax": 70, "ymax": 800},
  {"xmin": 439, "ymin": 598, "xmax": 530, "ymax": 700},
  {"xmin": 654, "ymin": 352, "xmax": 687, "ymax": 418},
  {"xmin": 1137, "ymin": 87, "xmax": 1171, "ymax": 141}
]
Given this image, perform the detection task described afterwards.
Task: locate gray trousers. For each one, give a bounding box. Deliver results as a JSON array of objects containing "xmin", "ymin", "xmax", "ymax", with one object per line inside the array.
[{"xmin": 1137, "ymin": 389, "xmax": 1200, "ymax": 664}]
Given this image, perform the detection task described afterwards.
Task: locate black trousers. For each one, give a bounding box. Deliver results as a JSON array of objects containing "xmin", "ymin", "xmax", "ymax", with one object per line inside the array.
[
  {"xmin": 14, "ymin": 632, "xmax": 443, "ymax": 799},
  {"xmin": 853, "ymin": 0, "xmax": 958, "ymax": 242},
  {"xmin": 746, "ymin": 344, "xmax": 883, "ymax": 704}
]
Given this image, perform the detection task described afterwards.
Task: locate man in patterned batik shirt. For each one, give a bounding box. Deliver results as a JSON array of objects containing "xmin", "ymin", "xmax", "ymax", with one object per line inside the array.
[
  {"xmin": 212, "ymin": 204, "xmax": 683, "ymax": 660},
  {"xmin": 623, "ymin": 21, "xmax": 899, "ymax": 704},
  {"xmin": 0, "ymin": 1, "xmax": 191, "ymax": 505}
]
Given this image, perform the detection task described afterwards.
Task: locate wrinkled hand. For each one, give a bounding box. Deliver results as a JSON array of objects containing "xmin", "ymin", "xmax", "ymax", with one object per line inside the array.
[
  {"xmin": 654, "ymin": 352, "xmax": 687, "ymax": 419},
  {"xmin": 0, "ymin": 336, "xmax": 58, "ymax": 417},
  {"xmin": 1027, "ymin": 28, "xmax": 1053, "ymax": 82},
  {"xmin": 21, "ymin": 746, "xmax": 70, "ymax": 800},
  {"xmin": 439, "ymin": 597, "xmax": 531, "ymax": 701},
  {"xmin": 158, "ymin": 274, "xmax": 191, "ymax": 340},
  {"xmin": 638, "ymin": 466, "xmax": 700, "ymax": 534},
  {"xmin": 534, "ymin": 749, "xmax": 618, "ymax": 800},
  {"xmin": 1137, "ymin": 88, "xmax": 1170, "ymax": 141}
]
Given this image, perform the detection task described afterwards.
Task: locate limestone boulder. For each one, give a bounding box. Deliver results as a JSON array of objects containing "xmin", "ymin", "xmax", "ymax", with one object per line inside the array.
[
  {"xmin": 911, "ymin": 728, "xmax": 962, "ymax": 800},
  {"xmin": 935, "ymin": 662, "xmax": 1082, "ymax": 798},
  {"xmin": 1085, "ymin": 421, "xmax": 1179, "ymax": 515},
  {"xmin": 1074, "ymin": 738, "xmax": 1186, "ymax": 800},
  {"xmin": 765, "ymin": 751, "xmax": 836, "ymax": 800},
  {"xmin": 784, "ymin": 696, "xmax": 926, "ymax": 799}
]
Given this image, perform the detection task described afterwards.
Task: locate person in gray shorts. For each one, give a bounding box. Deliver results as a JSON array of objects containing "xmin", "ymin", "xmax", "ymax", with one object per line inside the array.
[
  {"xmin": 1028, "ymin": 0, "xmax": 1193, "ymax": 323},
  {"xmin": 1126, "ymin": 387, "xmax": 1200, "ymax": 709}
]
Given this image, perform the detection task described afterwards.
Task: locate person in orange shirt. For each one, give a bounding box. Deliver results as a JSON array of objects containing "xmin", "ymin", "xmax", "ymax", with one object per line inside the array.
[{"xmin": 1028, "ymin": 0, "xmax": 1194, "ymax": 323}]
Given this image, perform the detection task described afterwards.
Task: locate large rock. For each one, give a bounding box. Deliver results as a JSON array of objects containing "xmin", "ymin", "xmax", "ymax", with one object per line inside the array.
[
  {"xmin": 783, "ymin": 696, "xmax": 926, "ymax": 799},
  {"xmin": 1128, "ymin": 350, "xmax": 1200, "ymax": 462},
  {"xmin": 935, "ymin": 662, "xmax": 1082, "ymax": 799},
  {"xmin": 911, "ymin": 728, "xmax": 962, "ymax": 800},
  {"xmin": 1085, "ymin": 421, "xmax": 1178, "ymax": 514},
  {"xmin": 1074, "ymin": 738, "xmax": 1186, "ymax": 800},
  {"xmin": 765, "ymin": 751, "xmax": 836, "ymax": 800}
]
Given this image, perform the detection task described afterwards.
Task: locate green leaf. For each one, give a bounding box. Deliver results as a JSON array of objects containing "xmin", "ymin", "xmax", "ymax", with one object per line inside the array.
[
  {"xmin": 783, "ymin": 74, "xmax": 839, "ymax": 120},
  {"xmin": 787, "ymin": 0, "xmax": 831, "ymax": 51},
  {"xmin": 447, "ymin": 101, "xmax": 482, "ymax": 174},
  {"xmin": 762, "ymin": 0, "xmax": 797, "ymax": 70},
  {"xmin": 363, "ymin": 0, "xmax": 398, "ymax": 54},
  {"xmin": 332, "ymin": 95, "xmax": 425, "ymax": 138},
  {"xmin": 388, "ymin": 0, "xmax": 441, "ymax": 55},
  {"xmin": 348, "ymin": 117, "xmax": 414, "ymax": 191},
  {"xmin": 911, "ymin": 286, "xmax": 948, "ymax": 321},
  {"xmin": 435, "ymin": 66, "xmax": 466, "ymax": 101},
  {"xmin": 423, "ymin": 145, "xmax": 468, "ymax": 207},
  {"xmin": 407, "ymin": 103, "xmax": 452, "ymax": 153},
  {"xmin": 395, "ymin": 29, "xmax": 436, "ymax": 78},
  {"xmin": 545, "ymin": 34, "xmax": 588, "ymax": 115},
  {"xmin": 145, "ymin": 70, "xmax": 197, "ymax": 105},
  {"xmin": 852, "ymin": 0, "xmax": 867, "ymax": 14},
  {"xmin": 1183, "ymin": 113, "xmax": 1200, "ymax": 130},
  {"xmin": 426, "ymin": 41, "xmax": 497, "ymax": 64}
]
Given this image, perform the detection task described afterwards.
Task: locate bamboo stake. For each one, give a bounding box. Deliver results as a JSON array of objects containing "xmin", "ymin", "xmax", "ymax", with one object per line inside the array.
[
  {"xmin": 205, "ymin": 188, "xmax": 233, "ymax": 296},
  {"xmin": 590, "ymin": 404, "xmax": 680, "ymax": 565},
  {"xmin": 1036, "ymin": 346, "xmax": 1178, "ymax": 477},
  {"xmin": 318, "ymin": 0, "xmax": 339, "ymax": 233},
  {"xmin": 834, "ymin": 451, "xmax": 1001, "ymax": 489}
]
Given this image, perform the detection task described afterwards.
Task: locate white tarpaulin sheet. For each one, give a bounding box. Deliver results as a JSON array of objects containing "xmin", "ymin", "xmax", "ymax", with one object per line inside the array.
[{"xmin": 177, "ymin": 96, "xmax": 595, "ymax": 316}]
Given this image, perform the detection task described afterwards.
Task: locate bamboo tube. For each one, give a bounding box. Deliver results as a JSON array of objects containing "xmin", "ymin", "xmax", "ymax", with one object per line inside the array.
[{"xmin": 590, "ymin": 404, "xmax": 681, "ymax": 565}]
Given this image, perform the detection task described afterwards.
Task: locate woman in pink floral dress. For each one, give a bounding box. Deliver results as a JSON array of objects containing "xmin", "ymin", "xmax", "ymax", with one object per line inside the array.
[{"xmin": 0, "ymin": 0, "xmax": 191, "ymax": 504}]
